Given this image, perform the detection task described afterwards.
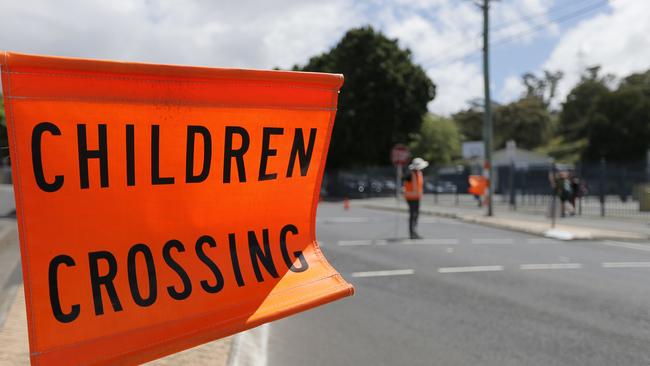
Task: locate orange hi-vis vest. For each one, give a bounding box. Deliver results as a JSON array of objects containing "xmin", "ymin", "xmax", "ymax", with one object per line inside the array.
[{"xmin": 404, "ymin": 170, "xmax": 424, "ymax": 201}]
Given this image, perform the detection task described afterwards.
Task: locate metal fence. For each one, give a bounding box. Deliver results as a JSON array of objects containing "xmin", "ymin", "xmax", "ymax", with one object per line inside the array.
[{"xmin": 324, "ymin": 160, "xmax": 650, "ymax": 219}]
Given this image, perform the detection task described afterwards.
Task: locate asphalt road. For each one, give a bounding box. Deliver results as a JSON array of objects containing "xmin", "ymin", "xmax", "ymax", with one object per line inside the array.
[{"xmin": 266, "ymin": 202, "xmax": 650, "ymax": 366}]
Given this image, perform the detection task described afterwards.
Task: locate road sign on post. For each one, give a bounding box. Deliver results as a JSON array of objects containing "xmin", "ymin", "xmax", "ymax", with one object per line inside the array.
[
  {"xmin": 391, "ymin": 144, "xmax": 411, "ymax": 199},
  {"xmin": 1, "ymin": 51, "xmax": 353, "ymax": 366}
]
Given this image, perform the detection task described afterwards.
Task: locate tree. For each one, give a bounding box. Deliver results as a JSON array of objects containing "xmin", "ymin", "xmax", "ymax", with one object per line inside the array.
[
  {"xmin": 295, "ymin": 26, "xmax": 436, "ymax": 169},
  {"xmin": 521, "ymin": 70, "xmax": 564, "ymax": 108},
  {"xmin": 558, "ymin": 66, "xmax": 610, "ymax": 143},
  {"xmin": 452, "ymin": 107, "xmax": 483, "ymax": 142},
  {"xmin": 408, "ymin": 114, "xmax": 461, "ymax": 165},
  {"xmin": 583, "ymin": 73, "xmax": 650, "ymax": 162},
  {"xmin": 493, "ymin": 97, "xmax": 552, "ymax": 149}
]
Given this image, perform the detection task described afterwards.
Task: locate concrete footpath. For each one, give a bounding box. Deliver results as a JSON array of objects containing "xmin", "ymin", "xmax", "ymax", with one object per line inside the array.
[
  {"xmin": 362, "ymin": 196, "xmax": 650, "ymax": 242},
  {"xmin": 0, "ymin": 220, "xmax": 234, "ymax": 365}
]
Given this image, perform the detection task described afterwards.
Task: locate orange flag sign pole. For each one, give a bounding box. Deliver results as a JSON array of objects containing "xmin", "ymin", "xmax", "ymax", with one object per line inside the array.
[{"xmin": 0, "ymin": 51, "xmax": 353, "ymax": 365}]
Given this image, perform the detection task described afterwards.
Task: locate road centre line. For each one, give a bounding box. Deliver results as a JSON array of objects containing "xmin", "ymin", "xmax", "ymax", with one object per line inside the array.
[
  {"xmin": 337, "ymin": 240, "xmax": 371, "ymax": 246},
  {"xmin": 402, "ymin": 239, "xmax": 459, "ymax": 245},
  {"xmin": 602, "ymin": 262, "xmax": 650, "ymax": 268},
  {"xmin": 471, "ymin": 238, "xmax": 515, "ymax": 244},
  {"xmin": 337, "ymin": 239, "xmax": 459, "ymax": 246},
  {"xmin": 351, "ymin": 269, "xmax": 415, "ymax": 278},
  {"xmin": 600, "ymin": 240, "xmax": 650, "ymax": 252},
  {"xmin": 438, "ymin": 265, "xmax": 504, "ymax": 273},
  {"xmin": 525, "ymin": 238, "xmax": 561, "ymax": 244},
  {"xmin": 520, "ymin": 263, "xmax": 583, "ymax": 270}
]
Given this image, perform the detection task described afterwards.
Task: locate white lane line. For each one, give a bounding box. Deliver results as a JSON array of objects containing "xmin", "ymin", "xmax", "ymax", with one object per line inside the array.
[
  {"xmin": 351, "ymin": 269, "xmax": 415, "ymax": 278},
  {"xmin": 338, "ymin": 240, "xmax": 385, "ymax": 246},
  {"xmin": 600, "ymin": 240, "xmax": 650, "ymax": 252},
  {"xmin": 438, "ymin": 265, "xmax": 504, "ymax": 273},
  {"xmin": 525, "ymin": 238, "xmax": 561, "ymax": 244},
  {"xmin": 318, "ymin": 217, "xmax": 375, "ymax": 223},
  {"xmin": 403, "ymin": 239, "xmax": 459, "ymax": 245},
  {"xmin": 471, "ymin": 238, "xmax": 515, "ymax": 244},
  {"xmin": 602, "ymin": 262, "xmax": 650, "ymax": 268},
  {"xmin": 520, "ymin": 263, "xmax": 582, "ymax": 270}
]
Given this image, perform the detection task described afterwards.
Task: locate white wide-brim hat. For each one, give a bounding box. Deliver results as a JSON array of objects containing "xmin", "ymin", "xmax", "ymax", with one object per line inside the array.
[{"xmin": 408, "ymin": 157, "xmax": 429, "ymax": 170}]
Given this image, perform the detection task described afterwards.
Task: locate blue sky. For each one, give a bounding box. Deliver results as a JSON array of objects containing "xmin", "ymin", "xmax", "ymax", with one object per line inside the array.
[{"xmin": 1, "ymin": 0, "xmax": 648, "ymax": 115}]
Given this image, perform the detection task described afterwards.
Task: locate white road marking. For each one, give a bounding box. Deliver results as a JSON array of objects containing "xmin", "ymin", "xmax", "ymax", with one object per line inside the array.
[
  {"xmin": 471, "ymin": 238, "xmax": 515, "ymax": 244},
  {"xmin": 227, "ymin": 323, "xmax": 269, "ymax": 366},
  {"xmin": 351, "ymin": 269, "xmax": 415, "ymax": 278},
  {"xmin": 602, "ymin": 262, "xmax": 650, "ymax": 268},
  {"xmin": 338, "ymin": 240, "xmax": 383, "ymax": 246},
  {"xmin": 438, "ymin": 265, "xmax": 504, "ymax": 273},
  {"xmin": 520, "ymin": 263, "xmax": 582, "ymax": 270},
  {"xmin": 525, "ymin": 238, "xmax": 561, "ymax": 244},
  {"xmin": 318, "ymin": 217, "xmax": 375, "ymax": 223},
  {"xmin": 402, "ymin": 239, "xmax": 459, "ymax": 245},
  {"xmin": 600, "ymin": 240, "xmax": 650, "ymax": 252}
]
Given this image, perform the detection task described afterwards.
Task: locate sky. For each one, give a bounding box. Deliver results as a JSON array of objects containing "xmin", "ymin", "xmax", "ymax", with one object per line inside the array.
[{"xmin": 1, "ymin": 0, "xmax": 649, "ymax": 116}]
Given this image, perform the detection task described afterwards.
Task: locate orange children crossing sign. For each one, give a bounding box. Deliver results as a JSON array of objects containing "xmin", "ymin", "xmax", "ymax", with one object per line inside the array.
[{"xmin": 0, "ymin": 51, "xmax": 354, "ymax": 365}]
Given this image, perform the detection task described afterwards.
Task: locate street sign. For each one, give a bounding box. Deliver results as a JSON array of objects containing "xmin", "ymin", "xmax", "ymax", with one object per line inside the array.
[
  {"xmin": 391, "ymin": 144, "xmax": 411, "ymax": 166},
  {"xmin": 1, "ymin": 51, "xmax": 353, "ymax": 365},
  {"xmin": 462, "ymin": 141, "xmax": 485, "ymax": 160}
]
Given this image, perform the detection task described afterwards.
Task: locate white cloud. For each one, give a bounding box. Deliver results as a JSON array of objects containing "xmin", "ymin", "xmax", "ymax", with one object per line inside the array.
[
  {"xmin": 543, "ymin": 0, "xmax": 650, "ymax": 101},
  {"xmin": 499, "ymin": 75, "xmax": 525, "ymax": 101},
  {"xmin": 427, "ymin": 61, "xmax": 484, "ymax": 115},
  {"xmin": 0, "ymin": 0, "xmax": 561, "ymax": 114},
  {"xmin": 0, "ymin": 0, "xmax": 358, "ymax": 69}
]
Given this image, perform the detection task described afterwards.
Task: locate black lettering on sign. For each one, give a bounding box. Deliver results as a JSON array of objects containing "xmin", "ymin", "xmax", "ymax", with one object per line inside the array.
[
  {"xmin": 126, "ymin": 124, "xmax": 136, "ymax": 186},
  {"xmin": 286, "ymin": 128, "xmax": 317, "ymax": 177},
  {"xmin": 32, "ymin": 122, "xmax": 64, "ymax": 192},
  {"xmin": 151, "ymin": 125, "xmax": 175, "ymax": 185},
  {"xmin": 163, "ymin": 240, "xmax": 192, "ymax": 301},
  {"xmin": 88, "ymin": 251, "xmax": 123, "ymax": 315},
  {"xmin": 195, "ymin": 235, "xmax": 225, "ymax": 294},
  {"xmin": 280, "ymin": 224, "xmax": 309, "ymax": 273},
  {"xmin": 223, "ymin": 126, "xmax": 249, "ymax": 183},
  {"xmin": 186, "ymin": 126, "xmax": 212, "ymax": 183},
  {"xmin": 229, "ymin": 233, "xmax": 245, "ymax": 287},
  {"xmin": 127, "ymin": 244, "xmax": 158, "ymax": 307},
  {"xmin": 258, "ymin": 127, "xmax": 283, "ymax": 181},
  {"xmin": 248, "ymin": 229, "xmax": 279, "ymax": 282},
  {"xmin": 77, "ymin": 124, "xmax": 109, "ymax": 189},
  {"xmin": 48, "ymin": 255, "xmax": 80, "ymax": 323}
]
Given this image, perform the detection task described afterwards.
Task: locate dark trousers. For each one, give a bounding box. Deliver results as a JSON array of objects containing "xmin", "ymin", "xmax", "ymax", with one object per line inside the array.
[{"xmin": 407, "ymin": 199, "xmax": 420, "ymax": 237}]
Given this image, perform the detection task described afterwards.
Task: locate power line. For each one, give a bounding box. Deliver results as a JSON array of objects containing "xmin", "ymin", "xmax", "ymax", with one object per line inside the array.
[
  {"xmin": 491, "ymin": 0, "xmax": 609, "ymax": 47},
  {"xmin": 419, "ymin": 0, "xmax": 601, "ymax": 67},
  {"xmin": 490, "ymin": 0, "xmax": 600, "ymax": 32},
  {"xmin": 424, "ymin": 0, "xmax": 610, "ymax": 67}
]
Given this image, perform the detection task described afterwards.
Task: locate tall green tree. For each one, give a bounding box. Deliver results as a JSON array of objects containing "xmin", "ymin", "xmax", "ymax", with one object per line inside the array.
[
  {"xmin": 558, "ymin": 66, "xmax": 611, "ymax": 143},
  {"xmin": 408, "ymin": 114, "xmax": 460, "ymax": 165},
  {"xmin": 452, "ymin": 107, "xmax": 483, "ymax": 142},
  {"xmin": 521, "ymin": 70, "xmax": 563, "ymax": 108},
  {"xmin": 493, "ymin": 97, "xmax": 552, "ymax": 149},
  {"xmin": 583, "ymin": 70, "xmax": 650, "ymax": 162},
  {"xmin": 295, "ymin": 26, "xmax": 435, "ymax": 169}
]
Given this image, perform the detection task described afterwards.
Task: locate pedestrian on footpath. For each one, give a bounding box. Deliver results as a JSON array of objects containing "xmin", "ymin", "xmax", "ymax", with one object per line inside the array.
[{"xmin": 404, "ymin": 157, "xmax": 428, "ymax": 239}]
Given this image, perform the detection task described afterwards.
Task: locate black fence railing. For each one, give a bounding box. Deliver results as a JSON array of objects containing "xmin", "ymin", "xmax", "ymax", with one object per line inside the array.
[{"xmin": 324, "ymin": 160, "xmax": 650, "ymax": 219}]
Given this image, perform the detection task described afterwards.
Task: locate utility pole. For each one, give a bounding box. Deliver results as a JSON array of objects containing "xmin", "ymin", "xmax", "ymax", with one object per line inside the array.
[{"xmin": 482, "ymin": 0, "xmax": 494, "ymax": 216}]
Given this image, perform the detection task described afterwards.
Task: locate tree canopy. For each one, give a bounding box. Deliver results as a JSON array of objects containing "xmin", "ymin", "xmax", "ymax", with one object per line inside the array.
[
  {"xmin": 295, "ymin": 26, "xmax": 436, "ymax": 169},
  {"xmin": 408, "ymin": 114, "xmax": 461, "ymax": 165},
  {"xmin": 582, "ymin": 70, "xmax": 650, "ymax": 162},
  {"xmin": 493, "ymin": 97, "xmax": 552, "ymax": 150}
]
